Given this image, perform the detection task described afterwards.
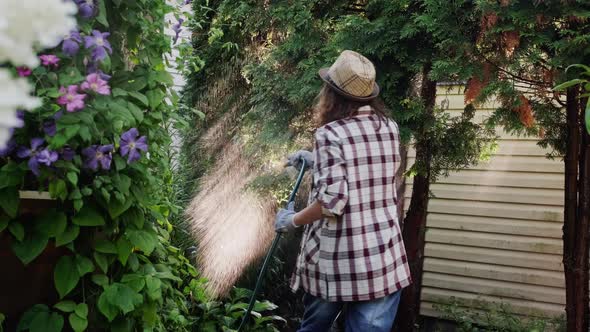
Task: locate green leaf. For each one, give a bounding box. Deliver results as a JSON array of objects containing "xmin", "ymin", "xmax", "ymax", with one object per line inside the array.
[
  {"xmin": 69, "ymin": 312, "xmax": 88, "ymax": 332},
  {"xmin": 67, "ymin": 172, "xmax": 78, "ymax": 185},
  {"xmin": 0, "ymin": 215, "xmax": 8, "ymax": 232},
  {"xmin": 145, "ymin": 276, "xmax": 162, "ymax": 300},
  {"xmin": 566, "ymin": 63, "xmax": 590, "ymax": 74},
  {"xmin": 128, "ymin": 92, "xmax": 149, "ymax": 107},
  {"xmin": 142, "ymin": 302, "xmax": 157, "ymax": 330},
  {"xmin": 146, "ymin": 90, "xmax": 165, "ymax": 109},
  {"xmin": 72, "ymin": 206, "xmax": 105, "ymax": 226},
  {"xmin": 122, "ymin": 208, "xmax": 144, "ymax": 229},
  {"xmin": 30, "ymin": 311, "xmax": 64, "ymax": 332},
  {"xmin": 0, "ymin": 187, "xmax": 19, "ymax": 217},
  {"xmin": 17, "ymin": 304, "xmax": 48, "ymax": 331},
  {"xmin": 54, "ymin": 300, "xmax": 76, "ymax": 313},
  {"xmin": 74, "ymin": 303, "xmax": 88, "ymax": 318},
  {"xmin": 125, "ymin": 229, "xmax": 157, "ymax": 255},
  {"xmin": 96, "ymin": 0, "xmax": 109, "ymax": 27},
  {"xmin": 107, "ymin": 198, "xmax": 133, "ymax": 219},
  {"xmin": 127, "ymin": 101, "xmax": 144, "ymax": 123},
  {"xmin": 78, "ymin": 125, "xmax": 92, "ymax": 142},
  {"xmin": 49, "ymin": 179, "xmax": 68, "ymax": 201},
  {"xmin": 97, "ymin": 291, "xmax": 118, "ymax": 322},
  {"xmin": 553, "ymin": 78, "xmax": 587, "ymax": 91},
  {"xmin": 92, "ymin": 274, "xmax": 109, "ymax": 288},
  {"xmin": 54, "ymin": 256, "xmax": 80, "ymax": 298},
  {"xmin": 8, "ymin": 222, "xmax": 24, "ymax": 241},
  {"xmin": 12, "ymin": 232, "xmax": 48, "ymax": 265},
  {"xmin": 94, "ymin": 252, "xmax": 109, "ymax": 273},
  {"xmin": 0, "ymin": 162, "xmax": 24, "ymax": 189},
  {"xmin": 105, "ymin": 283, "xmax": 143, "ymax": 314},
  {"xmin": 114, "ymin": 155, "xmax": 127, "ymax": 171},
  {"xmin": 116, "ymin": 236, "xmax": 134, "ymax": 265},
  {"xmin": 35, "ymin": 211, "xmax": 67, "ymax": 238},
  {"xmin": 76, "ymin": 255, "xmax": 94, "ymax": 276},
  {"xmin": 112, "ymin": 88, "xmax": 128, "ymax": 97},
  {"xmin": 121, "ymin": 274, "xmax": 145, "ymax": 292},
  {"xmin": 95, "ymin": 239, "xmax": 118, "ymax": 254},
  {"xmin": 55, "ymin": 225, "xmax": 80, "ymax": 246}
]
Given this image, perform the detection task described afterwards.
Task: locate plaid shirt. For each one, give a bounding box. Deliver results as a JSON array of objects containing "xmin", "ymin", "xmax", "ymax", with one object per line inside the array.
[{"xmin": 291, "ymin": 107, "xmax": 412, "ymax": 302}]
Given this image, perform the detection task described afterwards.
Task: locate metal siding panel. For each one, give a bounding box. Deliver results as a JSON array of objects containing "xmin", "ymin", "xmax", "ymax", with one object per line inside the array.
[{"xmin": 413, "ymin": 85, "xmax": 567, "ymax": 320}]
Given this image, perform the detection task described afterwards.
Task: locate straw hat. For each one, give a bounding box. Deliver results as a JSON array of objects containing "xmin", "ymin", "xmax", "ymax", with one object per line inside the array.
[{"xmin": 319, "ymin": 50, "xmax": 380, "ymax": 102}]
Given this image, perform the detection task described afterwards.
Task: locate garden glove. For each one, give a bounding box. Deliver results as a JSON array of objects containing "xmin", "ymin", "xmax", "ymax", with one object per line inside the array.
[
  {"xmin": 274, "ymin": 201, "xmax": 298, "ymax": 233},
  {"xmin": 287, "ymin": 150, "xmax": 314, "ymax": 171}
]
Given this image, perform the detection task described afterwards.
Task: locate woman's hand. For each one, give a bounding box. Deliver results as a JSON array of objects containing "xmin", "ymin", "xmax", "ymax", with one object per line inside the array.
[{"xmin": 274, "ymin": 201, "xmax": 298, "ymax": 233}]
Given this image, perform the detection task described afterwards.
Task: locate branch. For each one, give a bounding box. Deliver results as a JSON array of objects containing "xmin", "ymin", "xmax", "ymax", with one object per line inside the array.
[{"xmin": 475, "ymin": 50, "xmax": 552, "ymax": 87}]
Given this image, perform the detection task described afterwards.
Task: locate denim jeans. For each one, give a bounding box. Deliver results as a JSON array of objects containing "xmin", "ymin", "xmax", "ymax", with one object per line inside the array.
[{"xmin": 298, "ymin": 291, "xmax": 402, "ymax": 332}]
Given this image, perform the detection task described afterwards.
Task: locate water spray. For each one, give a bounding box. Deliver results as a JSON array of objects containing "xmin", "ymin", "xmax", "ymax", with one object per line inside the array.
[{"xmin": 237, "ymin": 157, "xmax": 307, "ymax": 332}]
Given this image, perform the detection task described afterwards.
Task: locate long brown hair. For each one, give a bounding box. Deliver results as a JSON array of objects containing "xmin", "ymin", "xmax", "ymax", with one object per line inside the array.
[{"xmin": 314, "ymin": 84, "xmax": 389, "ymax": 128}]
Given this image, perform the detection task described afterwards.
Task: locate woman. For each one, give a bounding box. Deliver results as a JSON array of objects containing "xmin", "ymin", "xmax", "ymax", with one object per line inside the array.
[{"xmin": 275, "ymin": 50, "xmax": 411, "ymax": 332}]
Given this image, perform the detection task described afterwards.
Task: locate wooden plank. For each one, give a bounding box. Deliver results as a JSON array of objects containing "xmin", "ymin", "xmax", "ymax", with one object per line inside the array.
[
  {"xmin": 403, "ymin": 198, "xmax": 563, "ymax": 222},
  {"xmin": 425, "ymin": 213, "xmax": 563, "ymax": 238},
  {"xmin": 406, "ymin": 183, "xmax": 563, "ymax": 206},
  {"xmin": 422, "ymin": 272, "xmax": 565, "ymax": 305},
  {"xmin": 424, "ymin": 243, "xmax": 564, "ymax": 271},
  {"xmin": 434, "ymin": 170, "xmax": 564, "ymax": 189},
  {"xmin": 424, "ymin": 257, "xmax": 564, "ymax": 288},
  {"xmin": 407, "ymin": 155, "xmax": 563, "ymax": 173},
  {"xmin": 407, "ymin": 140, "xmax": 554, "ymax": 157},
  {"xmin": 421, "ymin": 287, "xmax": 565, "ymax": 317},
  {"xmin": 425, "ymin": 229, "xmax": 563, "ymax": 255}
]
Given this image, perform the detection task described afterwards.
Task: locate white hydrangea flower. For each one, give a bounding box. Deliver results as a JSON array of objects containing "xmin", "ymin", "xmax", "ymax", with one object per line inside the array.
[
  {"xmin": 0, "ymin": 69, "xmax": 40, "ymax": 148},
  {"xmin": 0, "ymin": 0, "xmax": 78, "ymax": 67}
]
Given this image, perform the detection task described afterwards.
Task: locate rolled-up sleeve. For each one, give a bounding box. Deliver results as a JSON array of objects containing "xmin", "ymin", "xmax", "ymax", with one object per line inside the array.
[{"xmin": 313, "ymin": 127, "xmax": 348, "ymax": 217}]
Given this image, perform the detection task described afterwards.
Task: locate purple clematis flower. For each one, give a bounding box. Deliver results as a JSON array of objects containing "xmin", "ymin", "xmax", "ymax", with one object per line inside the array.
[
  {"xmin": 0, "ymin": 140, "xmax": 16, "ymax": 158},
  {"xmin": 84, "ymin": 30, "xmax": 112, "ymax": 62},
  {"xmin": 36, "ymin": 149, "xmax": 59, "ymax": 167},
  {"xmin": 86, "ymin": 62, "xmax": 111, "ymax": 81},
  {"xmin": 119, "ymin": 128, "xmax": 148, "ymax": 163},
  {"xmin": 16, "ymin": 138, "xmax": 57, "ymax": 176},
  {"xmin": 74, "ymin": 0, "xmax": 97, "ymax": 18},
  {"xmin": 172, "ymin": 18, "xmax": 184, "ymax": 44},
  {"xmin": 39, "ymin": 54, "xmax": 60, "ymax": 68},
  {"xmin": 82, "ymin": 144, "xmax": 113, "ymax": 171},
  {"xmin": 60, "ymin": 147, "xmax": 75, "ymax": 161},
  {"xmin": 81, "ymin": 73, "xmax": 110, "ymax": 95},
  {"xmin": 57, "ymin": 85, "xmax": 86, "ymax": 112},
  {"xmin": 16, "ymin": 67, "xmax": 32, "ymax": 77},
  {"xmin": 62, "ymin": 30, "xmax": 82, "ymax": 57},
  {"xmin": 43, "ymin": 121, "xmax": 57, "ymax": 136},
  {"xmin": 184, "ymin": 0, "xmax": 192, "ymax": 4}
]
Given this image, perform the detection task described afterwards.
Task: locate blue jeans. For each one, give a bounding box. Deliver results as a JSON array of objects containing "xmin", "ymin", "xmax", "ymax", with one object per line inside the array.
[{"xmin": 298, "ymin": 291, "xmax": 402, "ymax": 332}]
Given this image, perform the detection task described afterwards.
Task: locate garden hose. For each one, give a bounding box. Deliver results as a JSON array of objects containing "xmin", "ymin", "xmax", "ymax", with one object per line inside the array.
[{"xmin": 237, "ymin": 157, "xmax": 307, "ymax": 332}]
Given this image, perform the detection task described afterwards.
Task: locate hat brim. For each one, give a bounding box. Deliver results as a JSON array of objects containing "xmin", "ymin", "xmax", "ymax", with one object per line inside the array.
[{"xmin": 319, "ymin": 68, "xmax": 380, "ymax": 102}]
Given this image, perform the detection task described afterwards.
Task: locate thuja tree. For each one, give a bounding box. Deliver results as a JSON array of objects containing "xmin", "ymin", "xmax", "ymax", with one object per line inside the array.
[
  {"xmin": 0, "ymin": 0, "xmax": 199, "ymax": 331},
  {"xmin": 421, "ymin": 0, "xmax": 590, "ymax": 330},
  {"xmin": 183, "ymin": 0, "xmax": 494, "ymax": 329}
]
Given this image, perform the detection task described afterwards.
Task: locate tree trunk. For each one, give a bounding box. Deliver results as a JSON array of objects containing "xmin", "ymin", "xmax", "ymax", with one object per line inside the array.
[
  {"xmin": 394, "ymin": 63, "xmax": 437, "ymax": 332},
  {"xmin": 563, "ymin": 87, "xmax": 589, "ymax": 332},
  {"xmin": 396, "ymin": 144, "xmax": 408, "ymax": 224}
]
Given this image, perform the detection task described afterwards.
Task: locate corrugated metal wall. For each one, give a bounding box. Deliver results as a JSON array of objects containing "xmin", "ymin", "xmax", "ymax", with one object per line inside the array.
[{"xmin": 404, "ymin": 85, "xmax": 565, "ymax": 318}]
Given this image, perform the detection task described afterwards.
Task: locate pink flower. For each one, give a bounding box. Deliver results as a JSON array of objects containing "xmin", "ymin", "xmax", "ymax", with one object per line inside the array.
[
  {"xmin": 39, "ymin": 54, "xmax": 60, "ymax": 68},
  {"xmin": 57, "ymin": 85, "xmax": 87, "ymax": 112},
  {"xmin": 16, "ymin": 67, "xmax": 32, "ymax": 77},
  {"xmin": 81, "ymin": 73, "xmax": 110, "ymax": 95}
]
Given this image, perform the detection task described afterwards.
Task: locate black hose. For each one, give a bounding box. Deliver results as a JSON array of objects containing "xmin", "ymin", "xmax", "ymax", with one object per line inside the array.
[{"xmin": 237, "ymin": 158, "xmax": 307, "ymax": 332}]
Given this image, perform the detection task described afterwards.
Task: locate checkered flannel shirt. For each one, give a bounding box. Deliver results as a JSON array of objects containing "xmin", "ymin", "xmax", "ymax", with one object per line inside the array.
[{"xmin": 291, "ymin": 107, "xmax": 412, "ymax": 302}]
